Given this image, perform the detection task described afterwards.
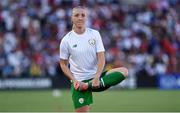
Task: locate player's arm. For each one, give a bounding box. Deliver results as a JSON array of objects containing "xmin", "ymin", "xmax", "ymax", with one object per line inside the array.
[
  {"xmin": 91, "ymin": 52, "xmax": 105, "ymax": 88},
  {"xmin": 91, "ymin": 30, "xmax": 106, "ymax": 88},
  {"xmin": 60, "ymin": 59, "xmax": 76, "ymax": 82},
  {"xmin": 95, "ymin": 52, "xmax": 105, "ymax": 78},
  {"xmin": 59, "ymin": 38, "xmax": 76, "ymax": 82}
]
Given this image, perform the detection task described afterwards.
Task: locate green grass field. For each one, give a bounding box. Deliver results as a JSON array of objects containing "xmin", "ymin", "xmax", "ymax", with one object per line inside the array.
[{"xmin": 0, "ymin": 89, "xmax": 179, "ymax": 112}]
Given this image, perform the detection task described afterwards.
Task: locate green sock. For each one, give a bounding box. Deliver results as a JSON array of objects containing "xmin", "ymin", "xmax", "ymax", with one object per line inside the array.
[{"xmin": 90, "ymin": 71, "xmax": 126, "ymax": 92}]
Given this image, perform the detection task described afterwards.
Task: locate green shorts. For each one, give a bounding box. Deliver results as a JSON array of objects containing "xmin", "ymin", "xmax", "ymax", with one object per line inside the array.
[
  {"xmin": 71, "ymin": 79, "xmax": 93, "ymax": 109},
  {"xmin": 71, "ymin": 71, "xmax": 108, "ymax": 109}
]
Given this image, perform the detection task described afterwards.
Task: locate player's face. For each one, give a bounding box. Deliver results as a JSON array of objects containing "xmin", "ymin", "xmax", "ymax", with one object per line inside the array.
[{"xmin": 72, "ymin": 8, "xmax": 87, "ymax": 28}]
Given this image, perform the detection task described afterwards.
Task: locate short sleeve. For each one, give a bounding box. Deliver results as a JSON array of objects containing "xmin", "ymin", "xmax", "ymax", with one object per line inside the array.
[
  {"xmin": 95, "ymin": 31, "xmax": 105, "ymax": 52},
  {"xmin": 59, "ymin": 39, "xmax": 69, "ymax": 59}
]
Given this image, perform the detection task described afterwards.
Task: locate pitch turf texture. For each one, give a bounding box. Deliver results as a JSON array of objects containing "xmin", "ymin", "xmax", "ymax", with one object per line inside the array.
[{"xmin": 0, "ymin": 89, "xmax": 179, "ymax": 112}]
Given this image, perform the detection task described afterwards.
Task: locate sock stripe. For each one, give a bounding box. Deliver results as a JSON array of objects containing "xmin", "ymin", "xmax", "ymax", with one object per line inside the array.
[{"xmin": 100, "ymin": 78, "xmax": 105, "ymax": 87}]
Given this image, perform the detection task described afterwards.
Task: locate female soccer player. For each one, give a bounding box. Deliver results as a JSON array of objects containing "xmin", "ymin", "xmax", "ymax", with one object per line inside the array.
[{"xmin": 59, "ymin": 6, "xmax": 128, "ymax": 112}]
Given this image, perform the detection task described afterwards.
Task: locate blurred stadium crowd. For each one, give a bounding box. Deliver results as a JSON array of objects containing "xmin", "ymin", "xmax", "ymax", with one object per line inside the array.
[{"xmin": 0, "ymin": 0, "xmax": 179, "ymax": 78}]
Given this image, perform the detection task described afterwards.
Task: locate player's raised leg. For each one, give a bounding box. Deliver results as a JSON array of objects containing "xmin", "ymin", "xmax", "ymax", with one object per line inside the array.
[
  {"xmin": 91, "ymin": 67, "xmax": 128, "ymax": 92},
  {"xmin": 75, "ymin": 67, "xmax": 128, "ymax": 92}
]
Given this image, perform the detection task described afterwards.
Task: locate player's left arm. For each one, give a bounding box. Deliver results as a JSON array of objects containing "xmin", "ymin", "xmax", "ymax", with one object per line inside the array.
[
  {"xmin": 91, "ymin": 52, "xmax": 105, "ymax": 88},
  {"xmin": 91, "ymin": 30, "xmax": 105, "ymax": 88}
]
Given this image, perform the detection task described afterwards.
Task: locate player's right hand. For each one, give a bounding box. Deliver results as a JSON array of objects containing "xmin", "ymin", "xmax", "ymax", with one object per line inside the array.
[
  {"xmin": 73, "ymin": 80, "xmax": 88, "ymax": 91},
  {"xmin": 72, "ymin": 80, "xmax": 79, "ymax": 90}
]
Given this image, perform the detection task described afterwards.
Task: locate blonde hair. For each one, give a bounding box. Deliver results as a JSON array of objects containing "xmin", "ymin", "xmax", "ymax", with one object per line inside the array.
[{"xmin": 72, "ymin": 6, "xmax": 88, "ymax": 15}]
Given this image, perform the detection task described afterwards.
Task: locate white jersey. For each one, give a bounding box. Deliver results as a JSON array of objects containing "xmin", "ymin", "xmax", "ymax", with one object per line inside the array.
[{"xmin": 60, "ymin": 28, "xmax": 105, "ymax": 81}]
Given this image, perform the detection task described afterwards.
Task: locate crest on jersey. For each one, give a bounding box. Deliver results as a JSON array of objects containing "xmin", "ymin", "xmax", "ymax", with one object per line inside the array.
[
  {"xmin": 79, "ymin": 98, "xmax": 84, "ymax": 104},
  {"xmin": 88, "ymin": 39, "xmax": 96, "ymax": 46}
]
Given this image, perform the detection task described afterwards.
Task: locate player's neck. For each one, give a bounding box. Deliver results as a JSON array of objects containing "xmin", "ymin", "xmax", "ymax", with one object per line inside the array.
[{"xmin": 73, "ymin": 25, "xmax": 86, "ymax": 34}]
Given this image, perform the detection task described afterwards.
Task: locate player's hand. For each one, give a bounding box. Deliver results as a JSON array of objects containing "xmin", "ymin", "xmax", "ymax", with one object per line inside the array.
[
  {"xmin": 72, "ymin": 80, "xmax": 79, "ymax": 90},
  {"xmin": 72, "ymin": 79, "xmax": 88, "ymax": 91},
  {"xmin": 91, "ymin": 77, "xmax": 100, "ymax": 89}
]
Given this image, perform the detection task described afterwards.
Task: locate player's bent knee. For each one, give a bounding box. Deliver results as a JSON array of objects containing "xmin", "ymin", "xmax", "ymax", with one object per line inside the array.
[
  {"xmin": 116, "ymin": 67, "xmax": 128, "ymax": 78},
  {"xmin": 107, "ymin": 67, "xmax": 128, "ymax": 78}
]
